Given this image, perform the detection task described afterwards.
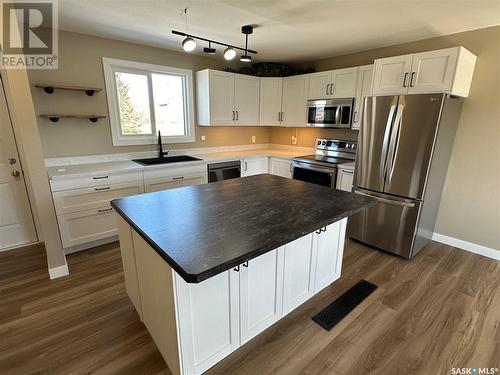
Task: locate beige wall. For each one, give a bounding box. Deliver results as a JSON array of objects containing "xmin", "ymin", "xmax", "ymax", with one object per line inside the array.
[
  {"xmin": 287, "ymin": 26, "xmax": 499, "ymax": 251},
  {"xmin": 28, "ymin": 30, "xmax": 270, "ymax": 158}
]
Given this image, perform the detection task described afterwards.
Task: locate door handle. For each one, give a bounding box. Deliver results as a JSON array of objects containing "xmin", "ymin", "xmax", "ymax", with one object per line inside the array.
[
  {"xmin": 402, "ymin": 72, "xmax": 409, "ymax": 87},
  {"xmin": 93, "ymin": 175, "xmax": 108, "ymax": 180},
  {"xmin": 97, "ymin": 207, "xmax": 114, "ymax": 213},
  {"xmin": 236, "ymin": 110, "xmax": 239, "ymax": 121},
  {"xmin": 386, "ymin": 105, "xmax": 404, "ymax": 184},
  {"xmin": 330, "ymin": 83, "xmax": 334, "ymax": 95},
  {"xmin": 232, "ymin": 111, "xmax": 235, "ymax": 121},
  {"xmin": 381, "ymin": 104, "xmax": 397, "ymax": 187},
  {"xmin": 94, "ymin": 186, "xmax": 110, "ymax": 191},
  {"xmin": 281, "ymin": 112, "xmax": 284, "ymax": 122},
  {"xmin": 244, "ymin": 161, "xmax": 248, "ymax": 172},
  {"xmin": 353, "ymin": 189, "xmax": 416, "ymax": 208},
  {"xmin": 326, "ymin": 83, "xmax": 330, "ymax": 96},
  {"xmin": 242, "ymin": 261, "xmax": 248, "ymax": 268},
  {"xmin": 8, "ymin": 158, "xmax": 16, "ymax": 165},
  {"xmin": 233, "ymin": 265, "xmax": 240, "ymax": 272},
  {"xmin": 12, "ymin": 170, "xmax": 20, "ymax": 177},
  {"xmin": 409, "ymin": 72, "xmax": 416, "ymax": 87},
  {"xmin": 173, "ymin": 176, "xmax": 184, "ymax": 181}
]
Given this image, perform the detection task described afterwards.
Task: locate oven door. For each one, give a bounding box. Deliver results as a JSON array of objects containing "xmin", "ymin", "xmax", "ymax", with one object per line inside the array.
[{"xmin": 292, "ymin": 161, "xmax": 337, "ymax": 188}]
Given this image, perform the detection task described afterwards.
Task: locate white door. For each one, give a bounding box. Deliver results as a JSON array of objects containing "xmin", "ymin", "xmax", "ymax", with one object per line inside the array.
[
  {"xmin": 282, "ymin": 233, "xmax": 316, "ymax": 315},
  {"xmin": 0, "ymin": 79, "xmax": 37, "ymax": 250},
  {"xmin": 352, "ymin": 65, "xmax": 373, "ymax": 130},
  {"xmin": 209, "ymin": 70, "xmax": 235, "ymax": 125},
  {"xmin": 408, "ymin": 47, "xmax": 459, "ymax": 94},
  {"xmin": 331, "ymin": 67, "xmax": 358, "ymax": 98},
  {"xmin": 281, "ymin": 75, "xmax": 308, "ymax": 126},
  {"xmin": 372, "ymin": 54, "xmax": 413, "ymax": 95},
  {"xmin": 242, "ymin": 157, "xmax": 269, "ymax": 177},
  {"xmin": 269, "ymin": 158, "xmax": 292, "ymax": 178},
  {"xmin": 175, "ymin": 270, "xmax": 240, "ymax": 375},
  {"xmin": 314, "ymin": 219, "xmax": 346, "ymax": 293},
  {"xmin": 307, "ymin": 71, "xmax": 331, "ymax": 100},
  {"xmin": 239, "ymin": 248, "xmax": 284, "ymax": 344},
  {"xmin": 336, "ymin": 168, "xmax": 354, "ymax": 192},
  {"xmin": 234, "ymin": 74, "xmax": 260, "ymax": 124},
  {"xmin": 259, "ymin": 78, "xmax": 283, "ymax": 125}
]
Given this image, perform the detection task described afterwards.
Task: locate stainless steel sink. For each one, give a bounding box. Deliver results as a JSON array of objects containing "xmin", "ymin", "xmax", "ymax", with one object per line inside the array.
[{"xmin": 132, "ymin": 155, "xmax": 202, "ymax": 165}]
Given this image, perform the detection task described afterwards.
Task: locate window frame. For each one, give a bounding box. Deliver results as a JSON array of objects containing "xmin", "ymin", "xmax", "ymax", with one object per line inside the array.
[{"xmin": 102, "ymin": 57, "xmax": 195, "ymax": 146}]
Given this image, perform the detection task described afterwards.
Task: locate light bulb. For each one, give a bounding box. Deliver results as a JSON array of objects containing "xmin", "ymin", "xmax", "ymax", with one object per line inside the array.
[
  {"xmin": 223, "ymin": 47, "xmax": 236, "ymax": 60},
  {"xmin": 182, "ymin": 37, "xmax": 196, "ymax": 52},
  {"xmin": 240, "ymin": 54, "xmax": 251, "ymax": 62}
]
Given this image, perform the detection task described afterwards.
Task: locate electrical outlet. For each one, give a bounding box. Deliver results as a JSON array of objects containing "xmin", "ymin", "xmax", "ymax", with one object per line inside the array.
[
  {"xmin": 251, "ymin": 135, "xmax": 256, "ymax": 143},
  {"xmin": 200, "ymin": 135, "xmax": 206, "ymax": 141},
  {"xmin": 291, "ymin": 135, "xmax": 297, "ymax": 145}
]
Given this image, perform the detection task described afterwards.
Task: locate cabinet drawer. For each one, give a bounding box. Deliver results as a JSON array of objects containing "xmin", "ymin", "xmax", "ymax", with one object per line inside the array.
[
  {"xmin": 53, "ymin": 181, "xmax": 144, "ymax": 215},
  {"xmin": 144, "ymin": 174, "xmax": 206, "ymax": 193},
  {"xmin": 50, "ymin": 170, "xmax": 143, "ymax": 192},
  {"xmin": 57, "ymin": 206, "xmax": 117, "ymax": 248},
  {"xmin": 142, "ymin": 164, "xmax": 207, "ymax": 181}
]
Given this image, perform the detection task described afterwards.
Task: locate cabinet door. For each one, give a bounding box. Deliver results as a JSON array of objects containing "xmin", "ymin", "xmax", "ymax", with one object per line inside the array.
[
  {"xmin": 240, "ymin": 248, "xmax": 284, "ymax": 344},
  {"xmin": 336, "ymin": 168, "xmax": 354, "ymax": 192},
  {"xmin": 259, "ymin": 78, "xmax": 283, "ymax": 125},
  {"xmin": 307, "ymin": 71, "xmax": 331, "ymax": 100},
  {"xmin": 144, "ymin": 175, "xmax": 205, "ymax": 193},
  {"xmin": 372, "ymin": 54, "xmax": 413, "ymax": 95},
  {"xmin": 282, "ymin": 233, "xmax": 316, "ymax": 315},
  {"xmin": 352, "ymin": 65, "xmax": 373, "ymax": 130},
  {"xmin": 314, "ymin": 219, "xmax": 347, "ymax": 293},
  {"xmin": 234, "ymin": 74, "xmax": 260, "ymax": 124},
  {"xmin": 175, "ymin": 270, "xmax": 240, "ymax": 375},
  {"xmin": 331, "ymin": 67, "xmax": 358, "ymax": 98},
  {"xmin": 209, "ymin": 70, "xmax": 235, "ymax": 124},
  {"xmin": 242, "ymin": 157, "xmax": 269, "ymax": 177},
  {"xmin": 408, "ymin": 47, "xmax": 459, "ymax": 94},
  {"xmin": 269, "ymin": 157, "xmax": 292, "ymax": 178},
  {"xmin": 282, "ymin": 75, "xmax": 309, "ymax": 126}
]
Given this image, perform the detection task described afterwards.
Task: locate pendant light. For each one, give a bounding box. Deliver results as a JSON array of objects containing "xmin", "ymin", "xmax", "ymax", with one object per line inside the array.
[
  {"xmin": 223, "ymin": 47, "xmax": 237, "ymax": 60},
  {"xmin": 181, "ymin": 8, "xmax": 196, "ymax": 52},
  {"xmin": 240, "ymin": 25, "xmax": 253, "ymax": 62}
]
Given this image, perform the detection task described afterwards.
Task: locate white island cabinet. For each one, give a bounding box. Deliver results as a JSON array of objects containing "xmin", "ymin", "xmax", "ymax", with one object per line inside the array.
[{"xmin": 116, "ymin": 216, "xmax": 347, "ymax": 375}]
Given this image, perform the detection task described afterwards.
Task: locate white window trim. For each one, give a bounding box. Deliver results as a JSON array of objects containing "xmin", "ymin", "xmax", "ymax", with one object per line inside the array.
[{"xmin": 102, "ymin": 57, "xmax": 195, "ymax": 146}]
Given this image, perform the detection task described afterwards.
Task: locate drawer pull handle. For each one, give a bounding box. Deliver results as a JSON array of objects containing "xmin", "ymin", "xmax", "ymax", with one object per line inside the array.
[
  {"xmin": 342, "ymin": 170, "xmax": 354, "ymax": 174},
  {"xmin": 93, "ymin": 175, "xmax": 109, "ymax": 180},
  {"xmin": 173, "ymin": 176, "xmax": 184, "ymax": 180},
  {"xmin": 94, "ymin": 186, "xmax": 110, "ymax": 191},
  {"xmin": 97, "ymin": 208, "xmax": 113, "ymax": 213}
]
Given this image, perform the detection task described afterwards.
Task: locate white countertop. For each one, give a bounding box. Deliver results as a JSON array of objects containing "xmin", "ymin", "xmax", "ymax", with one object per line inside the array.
[{"xmin": 46, "ymin": 148, "xmax": 311, "ymax": 179}]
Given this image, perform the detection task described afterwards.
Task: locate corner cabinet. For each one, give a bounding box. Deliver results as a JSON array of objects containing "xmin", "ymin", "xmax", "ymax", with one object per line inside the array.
[
  {"xmin": 371, "ymin": 47, "xmax": 476, "ymax": 97},
  {"xmin": 269, "ymin": 157, "xmax": 292, "ymax": 178},
  {"xmin": 259, "ymin": 78, "xmax": 283, "ymax": 125},
  {"xmin": 196, "ymin": 69, "xmax": 260, "ymax": 126},
  {"xmin": 242, "ymin": 157, "xmax": 269, "ymax": 176}
]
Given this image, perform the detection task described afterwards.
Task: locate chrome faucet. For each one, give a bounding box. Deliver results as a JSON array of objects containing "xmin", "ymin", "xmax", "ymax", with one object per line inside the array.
[{"xmin": 158, "ymin": 131, "xmax": 169, "ymax": 158}]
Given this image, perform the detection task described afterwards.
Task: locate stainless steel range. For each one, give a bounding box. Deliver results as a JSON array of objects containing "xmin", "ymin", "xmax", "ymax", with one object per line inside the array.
[{"xmin": 292, "ymin": 138, "xmax": 357, "ymax": 188}]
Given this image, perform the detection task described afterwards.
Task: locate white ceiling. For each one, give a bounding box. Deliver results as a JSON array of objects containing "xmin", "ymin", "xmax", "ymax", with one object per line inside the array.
[{"xmin": 58, "ymin": 0, "xmax": 500, "ymax": 62}]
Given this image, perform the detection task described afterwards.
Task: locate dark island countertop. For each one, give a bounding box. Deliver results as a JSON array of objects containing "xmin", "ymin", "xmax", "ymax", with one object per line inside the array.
[{"xmin": 111, "ymin": 174, "xmax": 375, "ymax": 283}]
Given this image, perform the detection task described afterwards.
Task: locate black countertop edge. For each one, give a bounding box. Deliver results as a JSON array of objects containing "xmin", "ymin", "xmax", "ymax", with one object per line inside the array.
[{"xmin": 111, "ymin": 199, "xmax": 375, "ymax": 284}]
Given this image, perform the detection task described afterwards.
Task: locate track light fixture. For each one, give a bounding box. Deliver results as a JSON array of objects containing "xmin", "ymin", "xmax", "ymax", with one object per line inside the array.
[{"xmin": 173, "ymin": 19, "xmax": 257, "ymax": 61}]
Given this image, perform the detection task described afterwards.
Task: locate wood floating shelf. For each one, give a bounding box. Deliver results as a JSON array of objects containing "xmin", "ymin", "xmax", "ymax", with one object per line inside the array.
[
  {"xmin": 35, "ymin": 83, "xmax": 102, "ymax": 96},
  {"xmin": 40, "ymin": 114, "xmax": 107, "ymax": 123}
]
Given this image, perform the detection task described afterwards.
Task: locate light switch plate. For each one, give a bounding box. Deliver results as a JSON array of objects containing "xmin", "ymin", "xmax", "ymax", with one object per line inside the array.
[
  {"xmin": 251, "ymin": 135, "xmax": 256, "ymax": 143},
  {"xmin": 201, "ymin": 135, "xmax": 206, "ymax": 141}
]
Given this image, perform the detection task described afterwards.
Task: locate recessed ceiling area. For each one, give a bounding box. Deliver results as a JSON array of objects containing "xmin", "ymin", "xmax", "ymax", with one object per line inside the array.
[{"xmin": 59, "ymin": 0, "xmax": 500, "ymax": 62}]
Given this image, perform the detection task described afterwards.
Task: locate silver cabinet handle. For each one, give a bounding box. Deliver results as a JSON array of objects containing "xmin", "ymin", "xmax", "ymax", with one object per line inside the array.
[
  {"xmin": 97, "ymin": 207, "xmax": 113, "ymax": 213},
  {"xmin": 94, "ymin": 186, "xmax": 110, "ymax": 191},
  {"xmin": 402, "ymin": 72, "xmax": 409, "ymax": 87},
  {"xmin": 173, "ymin": 176, "xmax": 184, "ymax": 180},
  {"xmin": 409, "ymin": 72, "xmax": 416, "ymax": 87},
  {"xmin": 326, "ymin": 83, "xmax": 330, "ymax": 96},
  {"xmin": 330, "ymin": 83, "xmax": 334, "ymax": 95}
]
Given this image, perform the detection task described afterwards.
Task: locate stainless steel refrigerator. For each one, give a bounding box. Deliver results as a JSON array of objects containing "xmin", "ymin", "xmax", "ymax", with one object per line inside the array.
[{"xmin": 348, "ymin": 93, "xmax": 463, "ymax": 258}]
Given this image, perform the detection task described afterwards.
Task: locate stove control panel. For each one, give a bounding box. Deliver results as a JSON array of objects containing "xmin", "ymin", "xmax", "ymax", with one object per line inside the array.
[{"xmin": 316, "ymin": 138, "xmax": 357, "ymax": 153}]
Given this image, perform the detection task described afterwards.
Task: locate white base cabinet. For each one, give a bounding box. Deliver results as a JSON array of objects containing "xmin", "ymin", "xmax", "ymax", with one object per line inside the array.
[
  {"xmin": 336, "ymin": 164, "xmax": 355, "ymax": 192},
  {"xmin": 242, "ymin": 157, "xmax": 269, "ymax": 176},
  {"xmin": 269, "ymin": 157, "xmax": 292, "ymax": 178},
  {"xmin": 117, "ymin": 218, "xmax": 347, "ymax": 375}
]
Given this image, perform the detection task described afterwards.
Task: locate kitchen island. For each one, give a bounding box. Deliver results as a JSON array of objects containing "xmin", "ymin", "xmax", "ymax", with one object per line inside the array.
[{"xmin": 111, "ymin": 174, "xmax": 374, "ymax": 375}]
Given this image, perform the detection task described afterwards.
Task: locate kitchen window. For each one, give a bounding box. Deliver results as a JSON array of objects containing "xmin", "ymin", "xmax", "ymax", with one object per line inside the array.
[{"xmin": 103, "ymin": 58, "xmax": 195, "ymax": 146}]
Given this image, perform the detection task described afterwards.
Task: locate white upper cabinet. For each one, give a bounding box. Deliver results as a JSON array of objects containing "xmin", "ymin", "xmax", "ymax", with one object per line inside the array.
[
  {"xmin": 259, "ymin": 78, "xmax": 283, "ymax": 125},
  {"xmin": 352, "ymin": 64, "xmax": 373, "ymax": 130},
  {"xmin": 282, "ymin": 75, "xmax": 309, "ymax": 126},
  {"xmin": 371, "ymin": 54, "xmax": 414, "ymax": 95},
  {"xmin": 196, "ymin": 69, "xmax": 259, "ymax": 126},
  {"xmin": 372, "ymin": 47, "xmax": 476, "ymax": 97},
  {"xmin": 307, "ymin": 68, "xmax": 358, "ymax": 99},
  {"xmin": 234, "ymin": 74, "xmax": 260, "ymax": 124}
]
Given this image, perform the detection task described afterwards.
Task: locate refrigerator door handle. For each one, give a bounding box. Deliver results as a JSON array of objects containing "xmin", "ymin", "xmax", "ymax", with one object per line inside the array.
[
  {"xmin": 386, "ymin": 104, "xmax": 404, "ymax": 184},
  {"xmin": 380, "ymin": 104, "xmax": 397, "ymax": 186},
  {"xmin": 353, "ymin": 188, "xmax": 416, "ymax": 208}
]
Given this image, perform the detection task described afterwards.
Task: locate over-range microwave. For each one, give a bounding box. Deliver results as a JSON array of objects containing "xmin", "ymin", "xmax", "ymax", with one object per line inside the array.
[{"xmin": 307, "ymin": 98, "xmax": 354, "ymax": 128}]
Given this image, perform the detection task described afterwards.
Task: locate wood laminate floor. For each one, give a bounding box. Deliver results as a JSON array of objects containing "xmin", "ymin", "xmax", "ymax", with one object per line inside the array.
[{"xmin": 0, "ymin": 240, "xmax": 498, "ymax": 375}]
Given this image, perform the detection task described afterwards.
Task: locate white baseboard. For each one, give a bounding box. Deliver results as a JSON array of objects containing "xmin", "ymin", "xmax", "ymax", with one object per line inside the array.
[
  {"xmin": 48, "ymin": 264, "xmax": 70, "ymax": 279},
  {"xmin": 432, "ymin": 233, "xmax": 500, "ymax": 261}
]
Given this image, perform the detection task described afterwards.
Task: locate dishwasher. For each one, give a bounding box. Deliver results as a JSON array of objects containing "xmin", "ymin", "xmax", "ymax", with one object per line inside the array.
[{"xmin": 208, "ymin": 161, "xmax": 241, "ymax": 182}]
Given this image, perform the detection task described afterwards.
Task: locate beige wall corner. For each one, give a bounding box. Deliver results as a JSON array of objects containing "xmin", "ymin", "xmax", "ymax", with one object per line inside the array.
[{"xmin": 1, "ymin": 66, "xmax": 67, "ymax": 275}]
